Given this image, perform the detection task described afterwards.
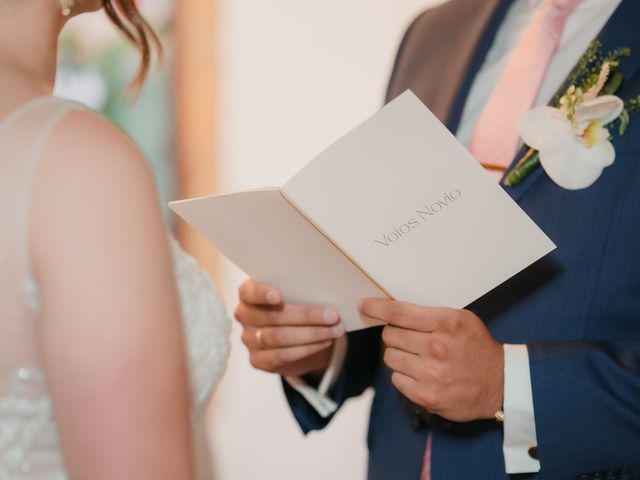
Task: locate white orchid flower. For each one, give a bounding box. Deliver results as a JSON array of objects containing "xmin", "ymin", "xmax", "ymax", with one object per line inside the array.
[{"xmin": 518, "ymin": 94, "xmax": 624, "ymax": 190}]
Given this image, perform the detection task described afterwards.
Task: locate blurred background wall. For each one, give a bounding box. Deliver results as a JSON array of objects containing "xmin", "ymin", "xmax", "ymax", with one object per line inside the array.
[
  {"xmin": 207, "ymin": 1, "xmax": 445, "ymax": 479},
  {"xmin": 57, "ymin": 1, "xmax": 448, "ymax": 478}
]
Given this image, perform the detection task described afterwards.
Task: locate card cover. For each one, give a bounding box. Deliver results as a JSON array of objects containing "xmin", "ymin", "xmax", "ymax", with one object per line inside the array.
[{"xmin": 170, "ymin": 91, "xmax": 556, "ymax": 331}]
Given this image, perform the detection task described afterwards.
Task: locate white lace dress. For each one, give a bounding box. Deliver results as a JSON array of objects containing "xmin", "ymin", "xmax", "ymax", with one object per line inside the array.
[{"xmin": 0, "ymin": 97, "xmax": 231, "ymax": 479}]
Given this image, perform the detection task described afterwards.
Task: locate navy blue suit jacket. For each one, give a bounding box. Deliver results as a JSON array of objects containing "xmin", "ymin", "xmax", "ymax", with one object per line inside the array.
[{"xmin": 285, "ymin": 1, "xmax": 640, "ymax": 478}]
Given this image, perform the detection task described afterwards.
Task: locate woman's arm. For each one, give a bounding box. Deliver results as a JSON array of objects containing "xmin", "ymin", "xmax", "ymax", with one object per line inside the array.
[{"xmin": 31, "ymin": 110, "xmax": 193, "ymax": 479}]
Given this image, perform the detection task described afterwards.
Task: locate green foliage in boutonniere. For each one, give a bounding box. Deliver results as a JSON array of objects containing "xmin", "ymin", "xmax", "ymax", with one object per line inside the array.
[{"xmin": 504, "ymin": 40, "xmax": 640, "ymax": 189}]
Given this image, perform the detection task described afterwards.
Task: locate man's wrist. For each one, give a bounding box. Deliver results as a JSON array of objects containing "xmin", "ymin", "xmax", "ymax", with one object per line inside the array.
[
  {"xmin": 301, "ymin": 368, "xmax": 325, "ymax": 389},
  {"xmin": 304, "ymin": 343, "xmax": 336, "ymax": 385},
  {"xmin": 283, "ymin": 336, "xmax": 348, "ymax": 418},
  {"xmin": 486, "ymin": 340, "xmax": 505, "ymax": 419}
]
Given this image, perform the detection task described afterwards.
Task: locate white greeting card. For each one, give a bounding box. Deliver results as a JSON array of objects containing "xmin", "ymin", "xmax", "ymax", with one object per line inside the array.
[{"xmin": 170, "ymin": 91, "xmax": 555, "ymax": 331}]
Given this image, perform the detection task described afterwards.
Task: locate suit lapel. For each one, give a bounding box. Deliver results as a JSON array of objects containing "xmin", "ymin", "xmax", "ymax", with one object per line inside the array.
[
  {"xmin": 444, "ymin": 0, "xmax": 512, "ymax": 133},
  {"xmin": 503, "ymin": 0, "xmax": 640, "ymax": 202},
  {"xmin": 385, "ymin": 0, "xmax": 509, "ymax": 127}
]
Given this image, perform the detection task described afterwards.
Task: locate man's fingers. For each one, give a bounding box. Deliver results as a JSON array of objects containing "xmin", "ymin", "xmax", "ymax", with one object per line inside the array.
[
  {"xmin": 382, "ymin": 325, "xmax": 427, "ymax": 355},
  {"xmin": 360, "ymin": 298, "xmax": 453, "ymax": 331},
  {"xmin": 242, "ymin": 324, "xmax": 344, "ymax": 349},
  {"xmin": 238, "ymin": 279, "xmax": 282, "ymax": 306},
  {"xmin": 390, "ymin": 371, "xmax": 423, "ymax": 407},
  {"xmin": 383, "ymin": 347, "xmax": 423, "ymax": 380},
  {"xmin": 235, "ymin": 303, "xmax": 340, "ymax": 327},
  {"xmin": 250, "ymin": 341, "xmax": 334, "ymax": 372}
]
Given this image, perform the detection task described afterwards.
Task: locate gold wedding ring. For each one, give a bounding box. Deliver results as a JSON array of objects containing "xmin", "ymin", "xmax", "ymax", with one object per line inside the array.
[{"xmin": 256, "ymin": 328, "xmax": 267, "ymax": 350}]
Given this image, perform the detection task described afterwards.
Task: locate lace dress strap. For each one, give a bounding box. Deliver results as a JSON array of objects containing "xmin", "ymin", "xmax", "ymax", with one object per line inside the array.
[
  {"xmin": 0, "ymin": 97, "xmax": 88, "ymax": 478},
  {"xmin": 4, "ymin": 97, "xmax": 84, "ymax": 312},
  {"xmin": 0, "ymin": 97, "xmax": 84, "ymax": 375}
]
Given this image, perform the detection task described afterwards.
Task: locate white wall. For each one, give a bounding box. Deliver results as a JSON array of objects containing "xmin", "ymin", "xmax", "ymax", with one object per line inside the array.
[{"xmin": 208, "ymin": 2, "xmax": 446, "ymax": 479}]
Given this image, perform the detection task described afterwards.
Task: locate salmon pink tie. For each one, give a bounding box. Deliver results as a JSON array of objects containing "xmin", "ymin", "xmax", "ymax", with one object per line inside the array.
[
  {"xmin": 420, "ymin": 431, "xmax": 433, "ymax": 479},
  {"xmin": 468, "ymin": 0, "xmax": 581, "ymax": 180}
]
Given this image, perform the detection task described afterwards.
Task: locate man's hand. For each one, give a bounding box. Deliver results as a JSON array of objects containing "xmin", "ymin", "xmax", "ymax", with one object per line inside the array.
[
  {"xmin": 360, "ymin": 299, "xmax": 503, "ymax": 422},
  {"xmin": 235, "ymin": 279, "xmax": 345, "ymax": 378}
]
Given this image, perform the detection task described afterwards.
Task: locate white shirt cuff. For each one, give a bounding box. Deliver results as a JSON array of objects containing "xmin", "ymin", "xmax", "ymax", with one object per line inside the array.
[
  {"xmin": 284, "ymin": 335, "xmax": 348, "ymax": 418},
  {"xmin": 503, "ymin": 344, "xmax": 540, "ymax": 474}
]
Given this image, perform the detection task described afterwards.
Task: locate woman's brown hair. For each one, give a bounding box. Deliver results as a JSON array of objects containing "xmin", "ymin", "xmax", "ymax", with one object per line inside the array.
[{"xmin": 103, "ymin": 0, "xmax": 162, "ymax": 89}]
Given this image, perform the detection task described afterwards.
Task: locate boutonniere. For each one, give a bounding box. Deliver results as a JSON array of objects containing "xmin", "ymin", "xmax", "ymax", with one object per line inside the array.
[{"xmin": 504, "ymin": 40, "xmax": 640, "ymax": 190}]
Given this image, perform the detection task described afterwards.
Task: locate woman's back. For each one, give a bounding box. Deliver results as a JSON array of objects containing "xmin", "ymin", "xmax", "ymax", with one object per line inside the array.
[{"xmin": 0, "ymin": 97, "xmax": 230, "ymax": 479}]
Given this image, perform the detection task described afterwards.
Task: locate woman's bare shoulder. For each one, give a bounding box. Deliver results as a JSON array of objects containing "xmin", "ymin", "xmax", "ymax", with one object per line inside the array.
[
  {"xmin": 44, "ymin": 105, "xmax": 154, "ymax": 184},
  {"xmin": 30, "ymin": 104, "xmax": 165, "ymax": 269}
]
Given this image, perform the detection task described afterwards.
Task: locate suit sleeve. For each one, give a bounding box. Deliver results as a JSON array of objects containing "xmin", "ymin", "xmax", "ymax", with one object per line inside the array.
[
  {"xmin": 283, "ymin": 327, "xmax": 382, "ymax": 434},
  {"xmin": 528, "ymin": 341, "xmax": 640, "ymax": 477}
]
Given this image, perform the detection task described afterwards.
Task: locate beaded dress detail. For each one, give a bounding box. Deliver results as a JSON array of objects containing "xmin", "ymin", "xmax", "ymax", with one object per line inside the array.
[{"xmin": 0, "ymin": 97, "xmax": 231, "ymax": 479}]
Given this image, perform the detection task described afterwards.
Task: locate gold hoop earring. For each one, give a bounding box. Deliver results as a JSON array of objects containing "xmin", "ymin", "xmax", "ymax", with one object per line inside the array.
[{"xmin": 60, "ymin": 0, "xmax": 75, "ymax": 16}]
